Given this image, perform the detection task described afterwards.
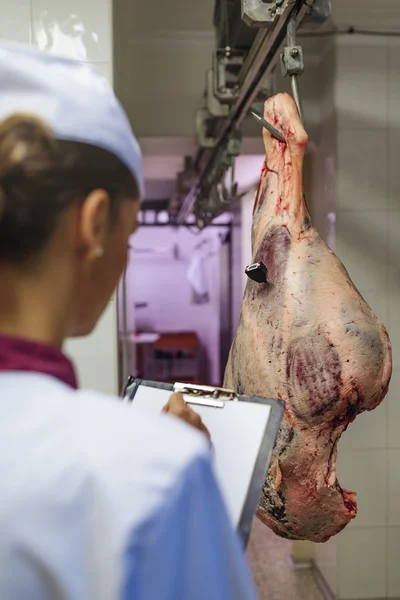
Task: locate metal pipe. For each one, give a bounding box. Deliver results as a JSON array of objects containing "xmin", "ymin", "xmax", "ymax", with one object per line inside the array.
[
  {"xmin": 291, "ymin": 74, "xmax": 305, "ymax": 123},
  {"xmin": 287, "ymin": 13, "xmax": 297, "ymax": 46},
  {"xmin": 287, "ymin": 11, "xmax": 305, "ymax": 124}
]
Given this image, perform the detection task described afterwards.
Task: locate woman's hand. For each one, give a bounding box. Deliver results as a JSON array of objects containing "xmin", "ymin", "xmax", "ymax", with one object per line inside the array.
[{"xmin": 162, "ymin": 392, "xmax": 211, "ymax": 444}]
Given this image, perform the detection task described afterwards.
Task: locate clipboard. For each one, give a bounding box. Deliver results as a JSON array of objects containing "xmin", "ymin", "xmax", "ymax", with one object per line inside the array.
[{"xmin": 122, "ymin": 377, "xmax": 284, "ymax": 548}]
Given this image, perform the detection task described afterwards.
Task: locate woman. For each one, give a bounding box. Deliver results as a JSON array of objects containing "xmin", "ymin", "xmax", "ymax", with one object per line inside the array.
[{"xmin": 0, "ymin": 42, "xmax": 257, "ymax": 599}]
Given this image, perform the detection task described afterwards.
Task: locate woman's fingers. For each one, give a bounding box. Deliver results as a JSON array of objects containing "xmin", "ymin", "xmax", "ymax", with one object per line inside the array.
[
  {"xmin": 162, "ymin": 392, "xmax": 211, "ymax": 443},
  {"xmin": 162, "ymin": 392, "xmax": 185, "ymax": 416}
]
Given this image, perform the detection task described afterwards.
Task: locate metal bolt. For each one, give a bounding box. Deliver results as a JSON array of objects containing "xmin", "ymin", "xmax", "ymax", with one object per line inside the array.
[{"xmin": 291, "ymin": 48, "xmax": 299, "ymax": 57}]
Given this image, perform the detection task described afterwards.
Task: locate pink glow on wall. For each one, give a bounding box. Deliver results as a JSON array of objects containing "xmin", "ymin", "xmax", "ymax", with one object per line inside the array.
[{"xmin": 123, "ymin": 225, "xmax": 227, "ymax": 385}]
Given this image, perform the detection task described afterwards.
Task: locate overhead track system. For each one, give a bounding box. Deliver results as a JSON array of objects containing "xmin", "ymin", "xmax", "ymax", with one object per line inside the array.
[{"xmin": 169, "ymin": 0, "xmax": 331, "ymax": 229}]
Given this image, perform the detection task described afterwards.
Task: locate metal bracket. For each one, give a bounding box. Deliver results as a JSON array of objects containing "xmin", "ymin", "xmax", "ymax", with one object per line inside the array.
[
  {"xmin": 225, "ymin": 135, "xmax": 242, "ymax": 164},
  {"xmin": 255, "ymin": 85, "xmax": 275, "ymax": 104},
  {"xmin": 168, "ymin": 156, "xmax": 198, "ymax": 218},
  {"xmin": 203, "ymin": 133, "xmax": 241, "ymax": 184},
  {"xmin": 206, "ymin": 70, "xmax": 229, "ymax": 117},
  {"xmin": 174, "ymin": 382, "xmax": 237, "ymax": 408},
  {"xmin": 195, "ymin": 107, "xmax": 217, "ymax": 148},
  {"xmin": 303, "ymin": 0, "xmax": 331, "ymax": 22},
  {"xmin": 241, "ymin": 0, "xmax": 286, "ymax": 28},
  {"xmin": 213, "ymin": 49, "xmax": 244, "ymax": 104},
  {"xmin": 280, "ymin": 45, "xmax": 304, "ymax": 77},
  {"xmin": 193, "ymin": 131, "xmax": 242, "ymax": 227}
]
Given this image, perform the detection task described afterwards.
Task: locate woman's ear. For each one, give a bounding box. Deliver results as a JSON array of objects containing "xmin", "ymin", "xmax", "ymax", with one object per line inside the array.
[{"xmin": 76, "ymin": 189, "xmax": 110, "ymax": 260}]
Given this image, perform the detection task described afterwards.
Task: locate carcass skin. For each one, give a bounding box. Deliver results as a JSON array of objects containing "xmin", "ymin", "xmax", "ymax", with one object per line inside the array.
[{"xmin": 224, "ymin": 93, "xmax": 392, "ymax": 543}]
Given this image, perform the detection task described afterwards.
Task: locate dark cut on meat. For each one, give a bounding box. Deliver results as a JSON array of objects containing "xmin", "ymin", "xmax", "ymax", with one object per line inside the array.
[{"xmin": 224, "ymin": 93, "xmax": 392, "ymax": 543}]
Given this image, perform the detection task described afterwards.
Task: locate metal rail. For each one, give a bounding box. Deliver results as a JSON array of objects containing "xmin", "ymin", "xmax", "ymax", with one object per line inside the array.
[{"xmin": 176, "ymin": 0, "xmax": 315, "ymax": 225}]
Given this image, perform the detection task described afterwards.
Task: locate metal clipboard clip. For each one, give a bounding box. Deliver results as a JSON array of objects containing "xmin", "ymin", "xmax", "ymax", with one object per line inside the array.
[{"xmin": 174, "ymin": 383, "xmax": 238, "ymax": 409}]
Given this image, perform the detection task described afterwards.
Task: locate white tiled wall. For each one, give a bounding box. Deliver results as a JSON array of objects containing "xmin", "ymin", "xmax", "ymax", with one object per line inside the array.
[
  {"xmin": 316, "ymin": 538, "xmax": 337, "ymax": 597},
  {"xmin": 335, "ymin": 42, "xmax": 388, "ymax": 133},
  {"xmin": 304, "ymin": 40, "xmax": 338, "ymax": 592},
  {"xmin": 314, "ymin": 36, "xmax": 400, "ymax": 600},
  {"xmin": 0, "ymin": 0, "xmax": 118, "ymax": 395},
  {"xmin": 0, "ymin": 2, "xmax": 32, "ymax": 44},
  {"xmin": 338, "ymin": 528, "xmax": 387, "ymax": 600},
  {"xmin": 388, "ymin": 528, "xmax": 400, "ymax": 597},
  {"xmin": 65, "ymin": 301, "xmax": 118, "ymax": 394}
]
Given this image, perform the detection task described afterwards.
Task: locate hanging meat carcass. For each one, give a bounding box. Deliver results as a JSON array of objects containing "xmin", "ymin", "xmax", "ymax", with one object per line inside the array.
[{"xmin": 224, "ymin": 93, "xmax": 392, "ymax": 543}]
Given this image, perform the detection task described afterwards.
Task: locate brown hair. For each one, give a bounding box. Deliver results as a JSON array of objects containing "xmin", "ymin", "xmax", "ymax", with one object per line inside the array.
[{"xmin": 0, "ymin": 114, "xmax": 139, "ymax": 262}]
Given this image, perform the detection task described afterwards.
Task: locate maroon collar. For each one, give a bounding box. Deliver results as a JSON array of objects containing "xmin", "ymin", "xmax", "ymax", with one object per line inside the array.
[{"xmin": 0, "ymin": 334, "xmax": 78, "ymax": 389}]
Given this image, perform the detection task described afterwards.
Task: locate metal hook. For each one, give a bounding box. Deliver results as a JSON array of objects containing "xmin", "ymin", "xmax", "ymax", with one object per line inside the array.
[{"xmin": 281, "ymin": 14, "xmax": 305, "ymax": 125}]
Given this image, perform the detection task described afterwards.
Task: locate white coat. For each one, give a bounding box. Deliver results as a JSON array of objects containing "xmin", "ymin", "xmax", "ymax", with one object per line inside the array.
[{"xmin": 0, "ymin": 372, "xmax": 257, "ymax": 600}]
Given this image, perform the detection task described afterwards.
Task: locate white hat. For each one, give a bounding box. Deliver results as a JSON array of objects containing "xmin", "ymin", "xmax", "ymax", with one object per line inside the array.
[{"xmin": 0, "ymin": 41, "xmax": 144, "ymax": 197}]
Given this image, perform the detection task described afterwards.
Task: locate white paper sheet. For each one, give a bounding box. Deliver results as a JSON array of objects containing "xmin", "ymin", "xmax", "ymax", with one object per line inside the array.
[{"xmin": 131, "ymin": 385, "xmax": 271, "ymax": 529}]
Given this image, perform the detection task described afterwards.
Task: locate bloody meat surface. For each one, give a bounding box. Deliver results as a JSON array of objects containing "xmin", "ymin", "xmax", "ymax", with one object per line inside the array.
[{"xmin": 224, "ymin": 93, "xmax": 392, "ymax": 543}]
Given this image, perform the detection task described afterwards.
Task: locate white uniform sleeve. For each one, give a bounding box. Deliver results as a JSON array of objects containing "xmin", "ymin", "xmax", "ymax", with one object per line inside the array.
[{"xmin": 121, "ymin": 452, "xmax": 258, "ymax": 600}]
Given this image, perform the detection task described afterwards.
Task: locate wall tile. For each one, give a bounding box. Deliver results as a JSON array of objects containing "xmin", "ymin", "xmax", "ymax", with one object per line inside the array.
[
  {"xmin": 336, "ymin": 211, "xmax": 387, "ymax": 291},
  {"xmin": 0, "ymin": 0, "xmax": 31, "ymax": 44},
  {"xmin": 388, "ymin": 298, "xmax": 400, "ymax": 370},
  {"xmin": 388, "ymin": 450, "xmax": 400, "ymax": 526},
  {"xmin": 91, "ymin": 62, "xmax": 112, "ymax": 86},
  {"xmin": 337, "ymin": 527, "xmax": 387, "ymax": 599},
  {"xmin": 65, "ymin": 300, "xmax": 118, "ymax": 395},
  {"xmin": 388, "ymin": 371, "xmax": 400, "ymax": 449},
  {"xmin": 389, "ymin": 44, "xmax": 400, "ymax": 129},
  {"xmin": 334, "ymin": 37, "xmax": 395, "ymax": 600},
  {"xmin": 336, "ymin": 449, "xmax": 387, "ymax": 528},
  {"xmin": 387, "ymin": 287, "xmax": 400, "ymax": 371},
  {"xmin": 387, "ymin": 210, "xmax": 400, "ymax": 368},
  {"xmin": 336, "ymin": 45, "xmax": 388, "ymax": 131},
  {"xmin": 388, "ymin": 211, "xmax": 400, "ymax": 270},
  {"xmin": 340, "ymin": 399, "xmax": 387, "ymax": 451},
  {"xmin": 337, "ymin": 129, "xmax": 388, "ymax": 212},
  {"xmin": 32, "ymin": 0, "xmax": 111, "ymax": 62},
  {"xmin": 315, "ymin": 539, "xmax": 337, "ymax": 596},
  {"xmin": 388, "ymin": 527, "xmax": 400, "ymax": 598},
  {"xmin": 389, "ymin": 130, "xmax": 400, "ymax": 212}
]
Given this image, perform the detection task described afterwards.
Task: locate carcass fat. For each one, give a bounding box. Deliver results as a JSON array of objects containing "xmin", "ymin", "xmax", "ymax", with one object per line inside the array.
[{"xmin": 224, "ymin": 93, "xmax": 392, "ymax": 543}]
